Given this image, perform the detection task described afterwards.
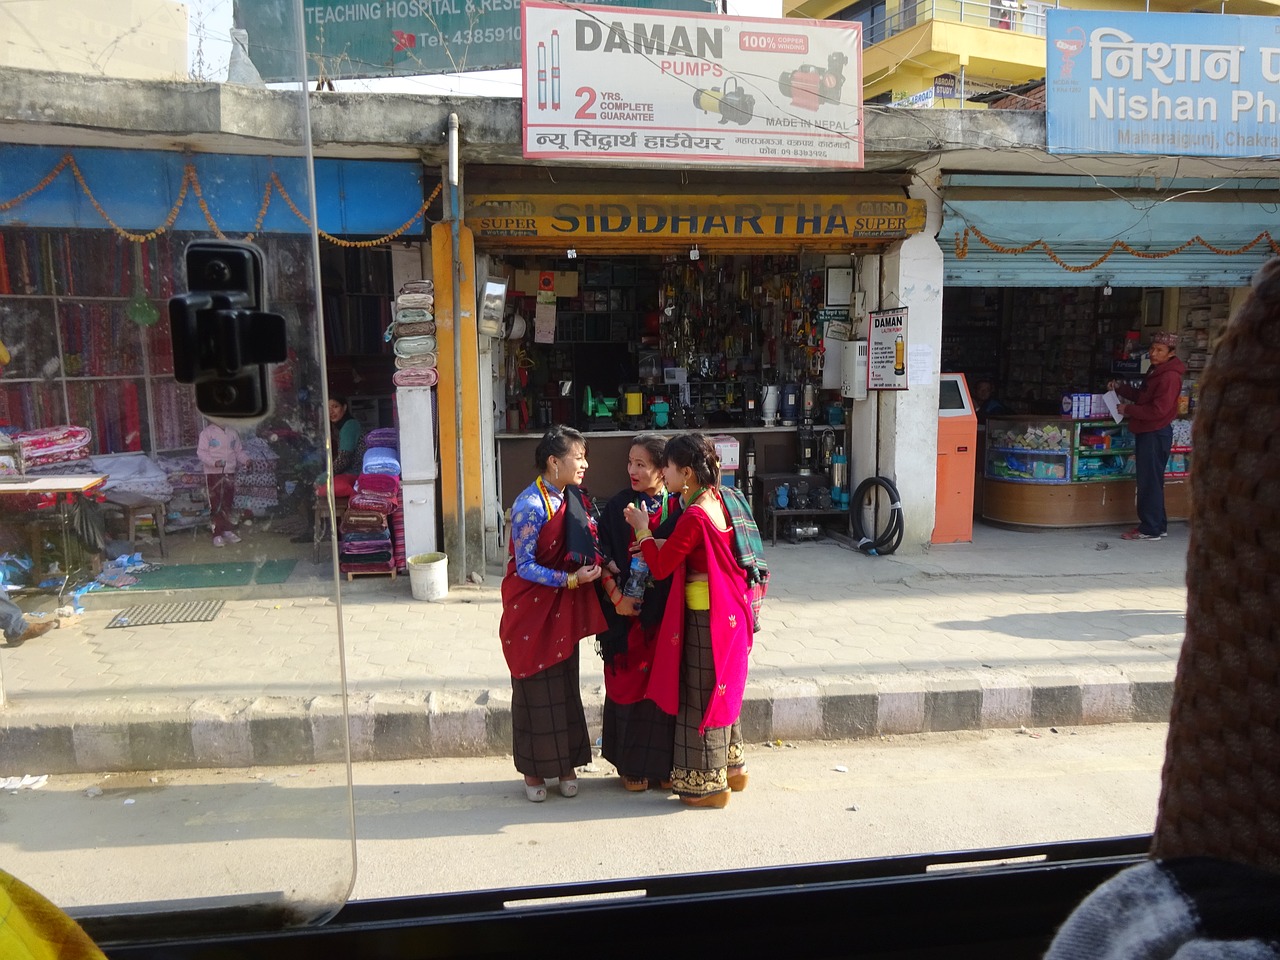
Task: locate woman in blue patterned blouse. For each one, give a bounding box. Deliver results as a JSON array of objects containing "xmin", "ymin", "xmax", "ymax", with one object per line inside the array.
[{"xmin": 498, "ymin": 425, "xmax": 606, "ymax": 803}]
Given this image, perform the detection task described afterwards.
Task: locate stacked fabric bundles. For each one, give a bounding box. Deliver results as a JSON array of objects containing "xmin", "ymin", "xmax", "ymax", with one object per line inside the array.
[
  {"xmin": 365, "ymin": 428, "xmax": 409, "ymax": 572},
  {"xmin": 233, "ymin": 435, "xmax": 279, "ymax": 516},
  {"xmin": 389, "ymin": 281, "xmax": 439, "ymax": 388},
  {"xmin": 154, "ymin": 452, "xmax": 208, "ymax": 532},
  {"xmin": 338, "ymin": 442, "xmax": 405, "ymax": 577},
  {"xmin": 13, "ymin": 425, "xmax": 92, "ymax": 469}
]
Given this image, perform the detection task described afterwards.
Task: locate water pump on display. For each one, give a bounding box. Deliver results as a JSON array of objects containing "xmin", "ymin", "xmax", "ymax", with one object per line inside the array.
[
  {"xmin": 692, "ymin": 76, "xmax": 756, "ymax": 125},
  {"xmin": 778, "ymin": 51, "xmax": 849, "ymax": 111}
]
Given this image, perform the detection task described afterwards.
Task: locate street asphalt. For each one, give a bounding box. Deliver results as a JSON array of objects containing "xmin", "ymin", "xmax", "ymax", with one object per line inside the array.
[{"xmin": 0, "ymin": 521, "xmax": 1188, "ymax": 774}]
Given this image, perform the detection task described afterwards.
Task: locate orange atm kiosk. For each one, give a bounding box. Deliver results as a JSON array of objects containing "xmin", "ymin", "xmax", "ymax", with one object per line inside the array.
[{"xmin": 933, "ymin": 373, "xmax": 977, "ymax": 543}]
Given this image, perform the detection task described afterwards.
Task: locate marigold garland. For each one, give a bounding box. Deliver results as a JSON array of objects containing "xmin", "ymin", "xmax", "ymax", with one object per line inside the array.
[
  {"xmin": 70, "ymin": 155, "xmax": 190, "ymax": 243},
  {"xmin": 1, "ymin": 151, "xmax": 442, "ymax": 247},
  {"xmin": 955, "ymin": 223, "xmax": 1280, "ymax": 273},
  {"xmin": 268, "ymin": 172, "xmax": 441, "ymax": 248}
]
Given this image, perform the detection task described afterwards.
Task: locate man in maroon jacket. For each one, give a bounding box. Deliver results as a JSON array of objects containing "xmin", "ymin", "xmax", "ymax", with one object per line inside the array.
[{"xmin": 1108, "ymin": 331, "xmax": 1187, "ymax": 541}]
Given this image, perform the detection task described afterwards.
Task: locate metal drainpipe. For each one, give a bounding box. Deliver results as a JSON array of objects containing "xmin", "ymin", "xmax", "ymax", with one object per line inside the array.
[{"xmin": 448, "ymin": 113, "xmax": 466, "ymax": 581}]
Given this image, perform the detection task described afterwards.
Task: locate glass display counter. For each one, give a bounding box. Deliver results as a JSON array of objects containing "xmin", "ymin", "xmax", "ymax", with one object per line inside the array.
[{"xmin": 982, "ymin": 415, "xmax": 1191, "ymax": 528}]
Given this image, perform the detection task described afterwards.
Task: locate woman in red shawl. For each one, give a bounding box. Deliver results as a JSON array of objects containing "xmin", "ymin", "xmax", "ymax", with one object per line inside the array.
[
  {"xmin": 623, "ymin": 433, "xmax": 753, "ymax": 808},
  {"xmin": 499, "ymin": 426, "xmax": 605, "ymax": 803},
  {"xmin": 594, "ymin": 433, "xmax": 682, "ymax": 792}
]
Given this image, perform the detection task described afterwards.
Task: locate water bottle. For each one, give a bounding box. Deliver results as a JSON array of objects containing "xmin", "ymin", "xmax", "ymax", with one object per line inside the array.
[{"xmin": 623, "ymin": 554, "xmax": 649, "ymax": 601}]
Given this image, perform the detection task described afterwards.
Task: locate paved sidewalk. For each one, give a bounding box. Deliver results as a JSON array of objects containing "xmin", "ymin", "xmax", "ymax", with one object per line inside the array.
[{"xmin": 0, "ymin": 522, "xmax": 1189, "ymax": 773}]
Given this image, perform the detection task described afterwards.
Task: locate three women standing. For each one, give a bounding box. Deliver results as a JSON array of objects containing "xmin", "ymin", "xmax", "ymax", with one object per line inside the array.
[
  {"xmin": 499, "ymin": 426, "xmax": 605, "ymax": 802},
  {"xmin": 500, "ymin": 427, "xmax": 756, "ymax": 809}
]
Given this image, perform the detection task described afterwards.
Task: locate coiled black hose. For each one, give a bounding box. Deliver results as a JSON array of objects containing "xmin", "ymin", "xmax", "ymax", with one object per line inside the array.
[{"xmin": 851, "ymin": 476, "xmax": 904, "ymax": 556}]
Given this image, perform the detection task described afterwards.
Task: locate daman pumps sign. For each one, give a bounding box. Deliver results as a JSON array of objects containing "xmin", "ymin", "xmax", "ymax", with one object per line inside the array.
[{"xmin": 520, "ymin": 0, "xmax": 864, "ymax": 169}]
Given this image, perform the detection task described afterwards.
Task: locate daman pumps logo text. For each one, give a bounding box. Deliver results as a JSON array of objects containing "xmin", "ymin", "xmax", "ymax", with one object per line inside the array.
[{"xmin": 575, "ymin": 19, "xmax": 724, "ymax": 60}]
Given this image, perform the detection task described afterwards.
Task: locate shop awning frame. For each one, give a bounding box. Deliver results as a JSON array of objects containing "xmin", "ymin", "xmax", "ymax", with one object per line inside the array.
[{"xmin": 939, "ymin": 174, "xmax": 1280, "ymax": 287}]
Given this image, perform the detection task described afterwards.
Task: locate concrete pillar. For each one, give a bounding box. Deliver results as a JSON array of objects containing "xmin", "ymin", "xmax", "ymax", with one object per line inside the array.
[
  {"xmin": 875, "ymin": 166, "xmax": 945, "ymax": 551},
  {"xmin": 432, "ymin": 220, "xmax": 486, "ymax": 582}
]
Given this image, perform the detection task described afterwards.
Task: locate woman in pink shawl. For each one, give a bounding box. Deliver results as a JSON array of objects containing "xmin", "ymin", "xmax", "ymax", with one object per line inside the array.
[{"xmin": 623, "ymin": 433, "xmax": 753, "ymax": 809}]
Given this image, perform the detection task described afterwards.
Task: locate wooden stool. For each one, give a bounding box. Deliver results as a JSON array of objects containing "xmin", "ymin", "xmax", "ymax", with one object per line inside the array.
[
  {"xmin": 104, "ymin": 491, "xmax": 168, "ymax": 558},
  {"xmin": 314, "ymin": 496, "xmax": 348, "ymax": 563}
]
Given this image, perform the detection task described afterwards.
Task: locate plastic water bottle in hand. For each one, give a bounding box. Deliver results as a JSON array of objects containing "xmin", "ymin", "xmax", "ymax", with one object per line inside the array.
[{"xmin": 623, "ymin": 554, "xmax": 649, "ymax": 601}]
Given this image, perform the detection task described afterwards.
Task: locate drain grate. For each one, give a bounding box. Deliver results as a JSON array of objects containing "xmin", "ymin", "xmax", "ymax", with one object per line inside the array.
[{"xmin": 107, "ymin": 600, "xmax": 225, "ymax": 629}]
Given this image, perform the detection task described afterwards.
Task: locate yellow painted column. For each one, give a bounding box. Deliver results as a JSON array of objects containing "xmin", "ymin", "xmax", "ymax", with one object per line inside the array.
[{"xmin": 431, "ymin": 220, "xmax": 485, "ymax": 582}]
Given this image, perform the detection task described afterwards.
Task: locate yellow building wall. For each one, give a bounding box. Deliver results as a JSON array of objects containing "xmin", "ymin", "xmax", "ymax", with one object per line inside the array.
[
  {"xmin": 788, "ymin": 0, "xmax": 1280, "ymax": 17},
  {"xmin": 791, "ymin": 0, "xmax": 1280, "ymax": 104},
  {"xmin": 863, "ymin": 20, "xmax": 1045, "ymax": 103},
  {"xmin": 0, "ymin": 0, "xmax": 188, "ymax": 80}
]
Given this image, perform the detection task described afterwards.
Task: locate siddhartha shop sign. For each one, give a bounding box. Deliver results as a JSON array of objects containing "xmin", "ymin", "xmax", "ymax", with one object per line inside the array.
[
  {"xmin": 464, "ymin": 194, "xmax": 924, "ymax": 244},
  {"xmin": 1046, "ymin": 9, "xmax": 1280, "ymax": 157}
]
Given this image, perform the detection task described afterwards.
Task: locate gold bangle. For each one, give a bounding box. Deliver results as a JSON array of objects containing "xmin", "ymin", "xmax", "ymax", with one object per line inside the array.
[
  {"xmin": 566, "ymin": 573, "xmax": 578, "ymax": 590},
  {"xmin": 634, "ymin": 529, "xmax": 653, "ymax": 541}
]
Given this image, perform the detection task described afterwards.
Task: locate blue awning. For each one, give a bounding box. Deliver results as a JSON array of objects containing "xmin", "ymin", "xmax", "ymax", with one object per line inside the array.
[
  {"xmin": 0, "ymin": 144, "xmax": 431, "ymax": 237},
  {"xmin": 940, "ymin": 175, "xmax": 1280, "ymax": 287}
]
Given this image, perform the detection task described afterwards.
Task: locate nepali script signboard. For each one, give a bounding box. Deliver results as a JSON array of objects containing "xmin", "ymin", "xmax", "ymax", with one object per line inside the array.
[
  {"xmin": 520, "ymin": 1, "xmax": 863, "ymax": 168},
  {"xmin": 238, "ymin": 0, "xmax": 708, "ymax": 82},
  {"xmin": 1046, "ymin": 9, "xmax": 1280, "ymax": 157}
]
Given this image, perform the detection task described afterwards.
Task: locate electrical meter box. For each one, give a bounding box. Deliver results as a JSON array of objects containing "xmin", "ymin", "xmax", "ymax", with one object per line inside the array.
[{"xmin": 933, "ymin": 373, "xmax": 977, "ymax": 543}]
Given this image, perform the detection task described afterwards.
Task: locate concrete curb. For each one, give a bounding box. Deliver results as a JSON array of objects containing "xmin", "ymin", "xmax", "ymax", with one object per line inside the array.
[{"xmin": 0, "ymin": 669, "xmax": 1176, "ymax": 775}]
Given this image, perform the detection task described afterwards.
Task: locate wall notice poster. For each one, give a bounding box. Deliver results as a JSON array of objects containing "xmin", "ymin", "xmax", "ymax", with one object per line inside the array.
[
  {"xmin": 867, "ymin": 307, "xmax": 907, "ymax": 391},
  {"xmin": 521, "ymin": 0, "xmax": 864, "ymax": 169}
]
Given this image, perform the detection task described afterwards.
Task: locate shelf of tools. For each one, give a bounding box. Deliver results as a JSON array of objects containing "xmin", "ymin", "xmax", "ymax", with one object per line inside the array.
[{"xmin": 495, "ymin": 254, "xmax": 845, "ymax": 508}]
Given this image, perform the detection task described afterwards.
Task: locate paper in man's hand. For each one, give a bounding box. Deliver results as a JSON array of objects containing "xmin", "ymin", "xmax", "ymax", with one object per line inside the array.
[{"xmin": 1103, "ymin": 390, "xmax": 1124, "ymax": 423}]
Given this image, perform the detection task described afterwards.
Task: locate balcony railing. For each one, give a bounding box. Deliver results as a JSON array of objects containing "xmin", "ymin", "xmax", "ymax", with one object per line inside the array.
[{"xmin": 862, "ymin": 0, "xmax": 1050, "ymax": 46}]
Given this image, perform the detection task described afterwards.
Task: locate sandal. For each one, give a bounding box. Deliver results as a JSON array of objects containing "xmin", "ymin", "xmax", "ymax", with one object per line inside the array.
[
  {"xmin": 727, "ymin": 767, "xmax": 749, "ymax": 792},
  {"xmin": 523, "ymin": 778, "xmax": 547, "ymax": 803},
  {"xmin": 680, "ymin": 790, "xmax": 730, "ymax": 809},
  {"xmin": 557, "ymin": 777, "xmax": 579, "ymax": 798},
  {"xmin": 621, "ymin": 776, "xmax": 648, "ymax": 792}
]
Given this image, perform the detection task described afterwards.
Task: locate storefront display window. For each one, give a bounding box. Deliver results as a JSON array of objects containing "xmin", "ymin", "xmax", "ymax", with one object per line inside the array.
[{"xmin": 493, "ymin": 252, "xmax": 852, "ymax": 509}]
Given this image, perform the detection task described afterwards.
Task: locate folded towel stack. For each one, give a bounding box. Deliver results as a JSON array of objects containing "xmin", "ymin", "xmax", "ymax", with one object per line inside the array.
[{"xmin": 338, "ymin": 449, "xmax": 405, "ymax": 576}]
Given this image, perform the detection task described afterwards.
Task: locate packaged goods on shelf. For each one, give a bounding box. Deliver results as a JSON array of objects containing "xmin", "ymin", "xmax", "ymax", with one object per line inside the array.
[{"xmin": 992, "ymin": 424, "xmax": 1069, "ymax": 451}]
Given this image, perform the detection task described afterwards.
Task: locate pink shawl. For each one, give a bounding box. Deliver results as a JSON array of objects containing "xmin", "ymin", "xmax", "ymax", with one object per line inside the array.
[{"xmin": 646, "ymin": 508, "xmax": 753, "ymax": 734}]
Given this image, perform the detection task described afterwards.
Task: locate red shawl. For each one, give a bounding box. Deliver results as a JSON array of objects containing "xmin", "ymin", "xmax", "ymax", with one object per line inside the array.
[
  {"xmin": 499, "ymin": 494, "xmax": 607, "ymax": 679},
  {"xmin": 643, "ymin": 506, "xmax": 753, "ymax": 734},
  {"xmin": 601, "ymin": 492, "xmax": 681, "ymax": 706}
]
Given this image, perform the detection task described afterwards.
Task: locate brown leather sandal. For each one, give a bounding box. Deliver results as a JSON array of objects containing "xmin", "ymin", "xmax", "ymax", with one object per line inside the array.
[{"xmin": 680, "ymin": 791, "xmax": 730, "ymax": 809}]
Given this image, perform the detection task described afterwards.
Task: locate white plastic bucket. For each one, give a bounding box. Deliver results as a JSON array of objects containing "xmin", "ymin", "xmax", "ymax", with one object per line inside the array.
[{"xmin": 408, "ymin": 552, "xmax": 448, "ymax": 601}]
